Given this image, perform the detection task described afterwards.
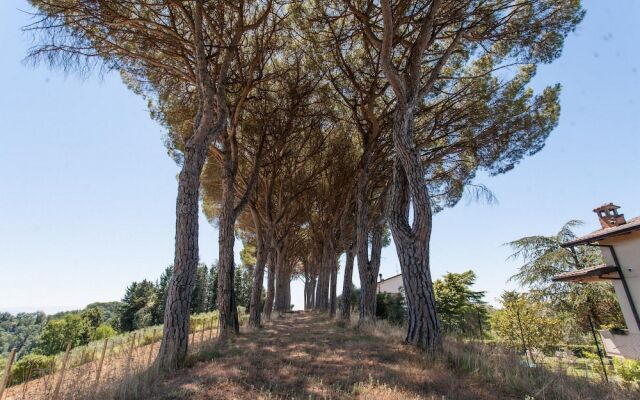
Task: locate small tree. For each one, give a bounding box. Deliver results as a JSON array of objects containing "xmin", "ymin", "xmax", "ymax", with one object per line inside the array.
[
  {"xmin": 119, "ymin": 280, "xmax": 157, "ymax": 332},
  {"xmin": 434, "ymin": 271, "xmax": 488, "ymax": 337},
  {"xmin": 491, "ymin": 292, "xmax": 563, "ymax": 361},
  {"xmin": 191, "ymin": 264, "xmax": 210, "ymax": 314},
  {"xmin": 37, "ymin": 315, "xmax": 89, "ymax": 355},
  {"xmin": 507, "ymin": 221, "xmax": 625, "ymax": 331}
]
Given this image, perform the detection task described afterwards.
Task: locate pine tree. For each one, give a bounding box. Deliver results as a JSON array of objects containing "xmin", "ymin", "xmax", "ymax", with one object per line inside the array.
[
  {"xmin": 206, "ymin": 263, "xmax": 219, "ymax": 312},
  {"xmin": 191, "ymin": 264, "xmax": 209, "ymax": 314}
]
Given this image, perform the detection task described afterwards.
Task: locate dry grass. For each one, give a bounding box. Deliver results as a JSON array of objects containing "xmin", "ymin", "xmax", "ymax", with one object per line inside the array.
[
  {"xmin": 356, "ymin": 318, "xmax": 640, "ymax": 400},
  {"xmin": 28, "ymin": 312, "xmax": 638, "ymax": 399},
  {"xmin": 134, "ymin": 313, "xmax": 511, "ymax": 399},
  {"xmin": 2, "ymin": 322, "xmax": 218, "ymax": 400}
]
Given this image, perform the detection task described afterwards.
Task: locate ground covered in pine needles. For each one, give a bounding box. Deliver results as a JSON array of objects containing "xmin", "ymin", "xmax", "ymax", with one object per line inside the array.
[{"xmin": 148, "ymin": 312, "xmax": 511, "ymax": 400}]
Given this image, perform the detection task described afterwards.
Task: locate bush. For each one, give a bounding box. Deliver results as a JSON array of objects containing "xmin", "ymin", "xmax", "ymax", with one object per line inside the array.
[
  {"xmin": 613, "ymin": 357, "xmax": 640, "ymax": 382},
  {"xmin": 92, "ymin": 324, "xmax": 117, "ymax": 340},
  {"xmin": 10, "ymin": 354, "xmax": 55, "ymax": 385},
  {"xmin": 566, "ymin": 344, "xmax": 596, "ymax": 358},
  {"xmin": 376, "ymin": 293, "xmax": 406, "ymax": 324},
  {"xmin": 37, "ymin": 314, "xmax": 90, "ymax": 355}
]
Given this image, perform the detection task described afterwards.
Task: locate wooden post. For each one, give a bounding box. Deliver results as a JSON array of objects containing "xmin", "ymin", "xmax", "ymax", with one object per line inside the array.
[
  {"xmin": 95, "ymin": 338, "xmax": 109, "ymax": 386},
  {"xmin": 147, "ymin": 329, "xmax": 157, "ymax": 367},
  {"xmin": 21, "ymin": 364, "xmax": 32, "ymax": 400},
  {"xmin": 125, "ymin": 333, "xmax": 137, "ymax": 376},
  {"xmin": 0, "ymin": 347, "xmax": 16, "ymax": 400},
  {"xmin": 52, "ymin": 341, "xmax": 72, "ymax": 400},
  {"xmin": 200, "ymin": 320, "xmax": 205, "ymax": 345},
  {"xmin": 515, "ymin": 309, "xmax": 533, "ymax": 365},
  {"xmin": 588, "ymin": 314, "xmax": 609, "ymax": 382}
]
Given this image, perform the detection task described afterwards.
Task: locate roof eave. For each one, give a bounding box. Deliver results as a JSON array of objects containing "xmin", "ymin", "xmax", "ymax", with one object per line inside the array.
[{"xmin": 561, "ymin": 225, "xmax": 640, "ymax": 248}]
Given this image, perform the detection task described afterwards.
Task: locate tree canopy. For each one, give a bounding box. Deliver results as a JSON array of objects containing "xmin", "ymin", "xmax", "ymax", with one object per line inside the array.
[{"xmin": 26, "ymin": 0, "xmax": 585, "ymax": 360}]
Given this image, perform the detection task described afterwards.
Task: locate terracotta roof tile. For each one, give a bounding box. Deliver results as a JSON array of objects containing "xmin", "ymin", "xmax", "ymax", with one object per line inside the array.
[
  {"xmin": 562, "ymin": 216, "xmax": 640, "ymax": 247},
  {"xmin": 552, "ymin": 264, "xmax": 620, "ymax": 282}
]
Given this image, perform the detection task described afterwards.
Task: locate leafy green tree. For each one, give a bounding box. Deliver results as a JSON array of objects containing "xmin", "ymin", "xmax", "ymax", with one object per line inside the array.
[
  {"xmin": 434, "ymin": 271, "xmax": 488, "ymax": 337},
  {"xmin": 491, "ymin": 292, "xmax": 563, "ymax": 361},
  {"xmin": 206, "ymin": 263, "xmax": 219, "ymax": 311},
  {"xmin": 83, "ymin": 302, "xmax": 122, "ymax": 328},
  {"xmin": 234, "ymin": 265, "xmax": 253, "ymax": 310},
  {"xmin": 191, "ymin": 264, "xmax": 210, "ymax": 314},
  {"xmin": 153, "ymin": 266, "xmax": 173, "ymax": 324},
  {"xmin": 37, "ymin": 314, "xmax": 89, "ymax": 355},
  {"xmin": 376, "ymin": 293, "xmax": 407, "ymax": 325},
  {"xmin": 119, "ymin": 280, "xmax": 157, "ymax": 332},
  {"xmin": 81, "ymin": 306, "xmax": 104, "ymax": 330},
  {"xmin": 92, "ymin": 324, "xmax": 116, "ymax": 341},
  {"xmin": 507, "ymin": 221, "xmax": 625, "ymax": 330},
  {"xmin": 0, "ymin": 311, "xmax": 46, "ymax": 359}
]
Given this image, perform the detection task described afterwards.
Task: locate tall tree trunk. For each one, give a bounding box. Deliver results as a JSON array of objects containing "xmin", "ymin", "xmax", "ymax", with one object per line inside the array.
[
  {"xmin": 340, "ymin": 245, "xmax": 355, "ymax": 320},
  {"xmin": 329, "ymin": 258, "xmax": 337, "ymax": 317},
  {"xmin": 304, "ymin": 273, "xmax": 311, "ymax": 310},
  {"xmin": 307, "ymin": 275, "xmax": 317, "ymax": 310},
  {"xmin": 157, "ymin": 141, "xmax": 209, "ymax": 369},
  {"xmin": 355, "ymin": 152, "xmax": 386, "ymax": 324},
  {"xmin": 388, "ymin": 105, "xmax": 441, "ymax": 351},
  {"xmin": 217, "ymin": 154, "xmax": 239, "ymax": 338},
  {"xmin": 274, "ymin": 246, "xmax": 290, "ymax": 315},
  {"xmin": 248, "ymin": 206, "xmax": 268, "ymax": 328},
  {"xmin": 264, "ymin": 251, "xmax": 276, "ymax": 320},
  {"xmin": 315, "ymin": 241, "xmax": 332, "ymax": 311}
]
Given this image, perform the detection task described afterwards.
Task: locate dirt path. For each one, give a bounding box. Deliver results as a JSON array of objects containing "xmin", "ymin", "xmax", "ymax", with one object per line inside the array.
[{"xmin": 153, "ymin": 312, "xmax": 508, "ymax": 400}]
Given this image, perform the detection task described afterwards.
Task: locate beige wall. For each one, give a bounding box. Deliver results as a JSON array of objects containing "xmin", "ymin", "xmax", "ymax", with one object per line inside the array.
[
  {"xmin": 601, "ymin": 231, "xmax": 640, "ymax": 334},
  {"xmin": 377, "ymin": 275, "xmax": 404, "ymax": 294}
]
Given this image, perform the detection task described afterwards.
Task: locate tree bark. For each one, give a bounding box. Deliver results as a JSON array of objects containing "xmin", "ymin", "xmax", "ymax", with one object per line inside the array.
[
  {"xmin": 157, "ymin": 141, "xmax": 209, "ymax": 369},
  {"xmin": 264, "ymin": 251, "xmax": 276, "ymax": 320},
  {"xmin": 305, "ymin": 275, "xmax": 317, "ymax": 310},
  {"xmin": 217, "ymin": 149, "xmax": 240, "ymax": 338},
  {"xmin": 340, "ymin": 244, "xmax": 355, "ymax": 320},
  {"xmin": 329, "ymin": 257, "xmax": 338, "ymax": 317},
  {"xmin": 315, "ymin": 240, "xmax": 332, "ymax": 311},
  {"xmin": 248, "ymin": 205, "xmax": 268, "ymax": 328},
  {"xmin": 274, "ymin": 245, "xmax": 290, "ymax": 315},
  {"xmin": 388, "ymin": 106, "xmax": 441, "ymax": 351},
  {"xmin": 355, "ymin": 151, "xmax": 387, "ymax": 324}
]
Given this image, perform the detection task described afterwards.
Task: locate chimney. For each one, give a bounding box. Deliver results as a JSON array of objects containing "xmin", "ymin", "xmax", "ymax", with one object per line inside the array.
[{"xmin": 594, "ymin": 203, "xmax": 626, "ymax": 229}]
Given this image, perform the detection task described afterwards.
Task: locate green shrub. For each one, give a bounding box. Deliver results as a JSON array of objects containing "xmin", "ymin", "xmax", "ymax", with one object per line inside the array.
[
  {"xmin": 10, "ymin": 354, "xmax": 55, "ymax": 385},
  {"xmin": 92, "ymin": 324, "xmax": 117, "ymax": 340},
  {"xmin": 566, "ymin": 344, "xmax": 596, "ymax": 358},
  {"xmin": 376, "ymin": 293, "xmax": 406, "ymax": 324},
  {"xmin": 613, "ymin": 357, "xmax": 640, "ymax": 382}
]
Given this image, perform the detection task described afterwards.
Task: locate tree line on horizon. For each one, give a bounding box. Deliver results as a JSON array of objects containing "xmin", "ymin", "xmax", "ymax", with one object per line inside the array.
[
  {"xmin": 0, "ymin": 260, "xmax": 255, "ymax": 361},
  {"xmin": 24, "ymin": 0, "xmax": 586, "ymax": 368},
  {"xmin": 2, "ymin": 218, "xmax": 628, "ymax": 381}
]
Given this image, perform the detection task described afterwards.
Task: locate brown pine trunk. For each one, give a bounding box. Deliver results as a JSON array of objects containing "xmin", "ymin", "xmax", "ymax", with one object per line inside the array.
[
  {"xmin": 157, "ymin": 141, "xmax": 209, "ymax": 369},
  {"xmin": 304, "ymin": 273, "xmax": 311, "ymax": 310},
  {"xmin": 306, "ymin": 275, "xmax": 316, "ymax": 309},
  {"xmin": 315, "ymin": 241, "xmax": 332, "ymax": 311},
  {"xmin": 274, "ymin": 246, "xmax": 290, "ymax": 315},
  {"xmin": 329, "ymin": 258, "xmax": 337, "ymax": 317},
  {"xmin": 340, "ymin": 245, "xmax": 355, "ymax": 320},
  {"xmin": 355, "ymin": 152, "xmax": 386, "ymax": 323},
  {"xmin": 217, "ymin": 149, "xmax": 239, "ymax": 338},
  {"xmin": 248, "ymin": 206, "xmax": 268, "ymax": 328},
  {"xmin": 388, "ymin": 106, "xmax": 441, "ymax": 351},
  {"xmin": 264, "ymin": 251, "xmax": 276, "ymax": 320}
]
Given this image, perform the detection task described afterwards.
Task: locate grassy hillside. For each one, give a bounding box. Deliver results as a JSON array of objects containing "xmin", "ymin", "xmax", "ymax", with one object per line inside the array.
[{"xmin": 116, "ymin": 312, "xmax": 638, "ymax": 400}]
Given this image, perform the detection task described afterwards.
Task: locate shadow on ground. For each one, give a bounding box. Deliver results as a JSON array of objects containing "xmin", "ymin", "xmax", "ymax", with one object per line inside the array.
[{"xmin": 151, "ymin": 312, "xmax": 508, "ymax": 400}]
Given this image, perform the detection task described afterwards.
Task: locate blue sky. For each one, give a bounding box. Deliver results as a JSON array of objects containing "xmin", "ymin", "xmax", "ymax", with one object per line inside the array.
[{"xmin": 0, "ymin": 1, "xmax": 638, "ymax": 314}]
